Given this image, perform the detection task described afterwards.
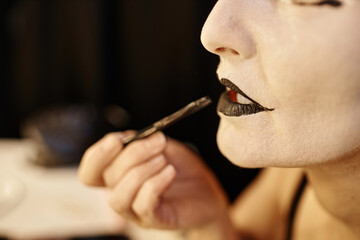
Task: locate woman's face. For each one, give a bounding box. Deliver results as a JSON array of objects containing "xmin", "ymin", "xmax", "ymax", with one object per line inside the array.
[{"xmin": 201, "ymin": 0, "xmax": 360, "ymax": 168}]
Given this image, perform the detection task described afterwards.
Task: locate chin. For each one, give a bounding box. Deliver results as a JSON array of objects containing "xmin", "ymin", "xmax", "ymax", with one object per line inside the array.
[
  {"xmin": 216, "ymin": 118, "xmax": 271, "ymax": 168},
  {"xmin": 216, "ymin": 117, "xmax": 318, "ymax": 169},
  {"xmin": 216, "ymin": 136, "xmax": 271, "ymax": 169}
]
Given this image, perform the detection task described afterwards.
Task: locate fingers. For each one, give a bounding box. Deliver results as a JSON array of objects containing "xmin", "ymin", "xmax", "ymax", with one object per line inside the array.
[
  {"xmin": 103, "ymin": 131, "xmax": 167, "ymax": 188},
  {"xmin": 79, "ymin": 130, "xmax": 176, "ymax": 227},
  {"xmin": 108, "ymin": 160, "xmax": 176, "ymax": 225},
  {"xmin": 78, "ymin": 131, "xmax": 133, "ymax": 186},
  {"xmin": 132, "ymin": 164, "xmax": 176, "ymax": 224},
  {"xmin": 107, "ymin": 154, "xmax": 168, "ymax": 220}
]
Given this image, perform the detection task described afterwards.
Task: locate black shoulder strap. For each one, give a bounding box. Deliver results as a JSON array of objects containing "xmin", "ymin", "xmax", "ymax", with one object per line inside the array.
[{"xmin": 285, "ymin": 175, "xmax": 307, "ymax": 240}]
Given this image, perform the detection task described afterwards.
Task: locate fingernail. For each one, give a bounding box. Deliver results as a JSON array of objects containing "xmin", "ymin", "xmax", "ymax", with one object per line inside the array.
[{"xmin": 146, "ymin": 132, "xmax": 167, "ymax": 149}]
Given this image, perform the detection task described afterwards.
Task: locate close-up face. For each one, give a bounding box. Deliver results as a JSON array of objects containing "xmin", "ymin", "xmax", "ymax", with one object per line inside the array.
[{"xmin": 201, "ymin": 0, "xmax": 360, "ymax": 168}]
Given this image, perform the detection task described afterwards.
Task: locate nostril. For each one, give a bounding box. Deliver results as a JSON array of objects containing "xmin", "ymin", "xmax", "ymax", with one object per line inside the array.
[{"xmin": 215, "ymin": 47, "xmax": 240, "ymax": 55}]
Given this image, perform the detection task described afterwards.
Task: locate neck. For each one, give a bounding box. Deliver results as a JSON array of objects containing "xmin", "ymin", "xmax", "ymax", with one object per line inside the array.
[{"xmin": 304, "ymin": 151, "xmax": 360, "ymax": 235}]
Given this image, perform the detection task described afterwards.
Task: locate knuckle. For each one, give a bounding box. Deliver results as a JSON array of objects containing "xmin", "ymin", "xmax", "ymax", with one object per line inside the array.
[
  {"xmin": 78, "ymin": 170, "xmax": 102, "ymax": 186},
  {"xmin": 108, "ymin": 195, "xmax": 128, "ymax": 214},
  {"xmin": 77, "ymin": 168, "xmax": 90, "ymax": 185},
  {"xmin": 133, "ymin": 199, "xmax": 151, "ymax": 217},
  {"xmin": 78, "ymin": 168, "xmax": 89, "ymax": 183}
]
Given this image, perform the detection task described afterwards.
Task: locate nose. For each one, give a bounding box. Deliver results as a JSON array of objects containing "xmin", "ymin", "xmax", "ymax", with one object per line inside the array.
[{"xmin": 200, "ymin": 0, "xmax": 256, "ymax": 60}]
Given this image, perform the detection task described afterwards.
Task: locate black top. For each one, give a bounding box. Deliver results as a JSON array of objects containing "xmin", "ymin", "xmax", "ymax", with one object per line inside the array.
[{"xmin": 285, "ymin": 175, "xmax": 308, "ymax": 240}]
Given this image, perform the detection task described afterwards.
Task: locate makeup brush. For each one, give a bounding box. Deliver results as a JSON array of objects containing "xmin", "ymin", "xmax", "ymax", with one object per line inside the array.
[{"xmin": 122, "ymin": 96, "xmax": 212, "ymax": 145}]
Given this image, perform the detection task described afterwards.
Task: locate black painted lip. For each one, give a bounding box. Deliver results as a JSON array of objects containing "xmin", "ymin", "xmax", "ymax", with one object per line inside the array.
[
  {"xmin": 220, "ymin": 78, "xmax": 259, "ymax": 105},
  {"xmin": 217, "ymin": 78, "xmax": 274, "ymax": 117}
]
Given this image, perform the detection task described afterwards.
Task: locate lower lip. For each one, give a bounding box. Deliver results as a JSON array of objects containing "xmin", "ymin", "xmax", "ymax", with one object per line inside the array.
[{"xmin": 217, "ymin": 91, "xmax": 267, "ymax": 117}]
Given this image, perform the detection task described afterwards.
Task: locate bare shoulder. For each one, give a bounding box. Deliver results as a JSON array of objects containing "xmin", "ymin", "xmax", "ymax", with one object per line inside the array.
[{"xmin": 230, "ymin": 168, "xmax": 304, "ymax": 240}]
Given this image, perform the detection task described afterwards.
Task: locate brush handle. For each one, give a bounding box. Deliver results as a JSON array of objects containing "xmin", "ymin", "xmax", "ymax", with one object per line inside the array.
[{"xmin": 122, "ymin": 96, "xmax": 212, "ymax": 145}]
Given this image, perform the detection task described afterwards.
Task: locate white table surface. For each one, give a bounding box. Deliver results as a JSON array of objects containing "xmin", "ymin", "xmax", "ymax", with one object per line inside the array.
[{"xmin": 0, "ymin": 139, "xmax": 126, "ymax": 239}]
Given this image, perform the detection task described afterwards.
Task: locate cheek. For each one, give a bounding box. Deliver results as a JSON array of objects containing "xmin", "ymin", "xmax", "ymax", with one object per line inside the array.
[
  {"xmin": 261, "ymin": 9, "xmax": 360, "ymax": 121},
  {"xmin": 262, "ymin": 8, "xmax": 360, "ymax": 109},
  {"xmin": 258, "ymin": 15, "xmax": 360, "ymax": 164}
]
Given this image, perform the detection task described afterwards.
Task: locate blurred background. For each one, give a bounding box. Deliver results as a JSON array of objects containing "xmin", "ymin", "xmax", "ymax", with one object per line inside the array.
[{"xmin": 0, "ymin": 0, "xmax": 259, "ymax": 238}]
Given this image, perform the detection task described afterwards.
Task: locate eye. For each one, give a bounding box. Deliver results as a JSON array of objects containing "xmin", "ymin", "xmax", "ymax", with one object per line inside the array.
[
  {"xmin": 316, "ymin": 0, "xmax": 342, "ymax": 6},
  {"xmin": 293, "ymin": 0, "xmax": 342, "ymax": 7}
]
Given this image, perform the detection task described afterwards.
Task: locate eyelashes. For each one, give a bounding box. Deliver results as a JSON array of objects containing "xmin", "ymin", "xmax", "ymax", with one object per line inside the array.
[
  {"xmin": 316, "ymin": 0, "xmax": 342, "ymax": 6},
  {"xmin": 293, "ymin": 0, "xmax": 343, "ymax": 7}
]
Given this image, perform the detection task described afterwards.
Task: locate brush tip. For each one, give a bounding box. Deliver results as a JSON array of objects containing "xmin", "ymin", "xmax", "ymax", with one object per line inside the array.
[{"xmin": 196, "ymin": 96, "xmax": 212, "ymax": 107}]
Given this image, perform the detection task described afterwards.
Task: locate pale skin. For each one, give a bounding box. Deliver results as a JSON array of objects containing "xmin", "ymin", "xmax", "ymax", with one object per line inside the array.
[{"xmin": 78, "ymin": 0, "xmax": 360, "ymax": 239}]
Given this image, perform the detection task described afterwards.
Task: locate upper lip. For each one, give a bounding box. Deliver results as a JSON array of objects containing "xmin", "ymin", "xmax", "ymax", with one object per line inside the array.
[
  {"xmin": 220, "ymin": 78, "xmax": 259, "ymax": 105},
  {"xmin": 219, "ymin": 78, "xmax": 274, "ymax": 110}
]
